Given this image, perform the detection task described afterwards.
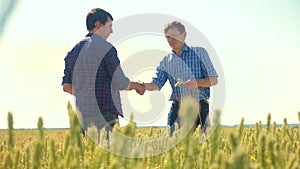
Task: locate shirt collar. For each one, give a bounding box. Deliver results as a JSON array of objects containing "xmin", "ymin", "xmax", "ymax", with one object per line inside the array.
[
  {"xmin": 182, "ymin": 43, "xmax": 190, "ymax": 52},
  {"xmin": 171, "ymin": 43, "xmax": 190, "ymax": 55},
  {"xmin": 85, "ymin": 33, "xmax": 106, "ymax": 43},
  {"xmin": 86, "ymin": 33, "xmax": 93, "ymax": 37}
]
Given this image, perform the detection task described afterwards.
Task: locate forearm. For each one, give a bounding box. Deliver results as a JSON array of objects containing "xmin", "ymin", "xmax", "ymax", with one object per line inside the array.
[
  {"xmin": 196, "ymin": 76, "xmax": 218, "ymax": 87},
  {"xmin": 144, "ymin": 82, "xmax": 159, "ymax": 91}
]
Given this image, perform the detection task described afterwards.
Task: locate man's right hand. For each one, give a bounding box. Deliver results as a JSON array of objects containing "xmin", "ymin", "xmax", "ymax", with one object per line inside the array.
[{"xmin": 135, "ymin": 82, "xmax": 145, "ymax": 95}]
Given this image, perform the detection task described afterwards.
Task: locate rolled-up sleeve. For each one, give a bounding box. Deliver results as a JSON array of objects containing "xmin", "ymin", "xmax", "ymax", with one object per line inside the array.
[
  {"xmin": 62, "ymin": 57, "xmax": 72, "ymax": 85},
  {"xmin": 152, "ymin": 60, "xmax": 168, "ymax": 90}
]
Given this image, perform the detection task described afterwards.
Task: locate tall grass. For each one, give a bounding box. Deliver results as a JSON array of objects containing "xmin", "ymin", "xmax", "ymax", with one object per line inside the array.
[{"xmin": 0, "ymin": 105, "xmax": 299, "ymax": 168}]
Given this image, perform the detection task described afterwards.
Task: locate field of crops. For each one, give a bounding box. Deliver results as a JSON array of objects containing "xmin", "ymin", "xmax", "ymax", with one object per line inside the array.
[{"xmin": 0, "ymin": 103, "xmax": 299, "ymax": 169}]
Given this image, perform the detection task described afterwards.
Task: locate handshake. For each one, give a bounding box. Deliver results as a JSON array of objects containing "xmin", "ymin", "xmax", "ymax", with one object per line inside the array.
[{"xmin": 130, "ymin": 82, "xmax": 146, "ymax": 95}]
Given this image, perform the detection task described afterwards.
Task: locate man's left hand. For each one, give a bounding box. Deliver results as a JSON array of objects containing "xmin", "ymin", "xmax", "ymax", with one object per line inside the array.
[{"xmin": 184, "ymin": 79, "xmax": 198, "ymax": 90}]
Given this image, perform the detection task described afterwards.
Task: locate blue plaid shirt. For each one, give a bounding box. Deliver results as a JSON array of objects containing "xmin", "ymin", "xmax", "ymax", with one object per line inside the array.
[{"xmin": 152, "ymin": 44, "xmax": 218, "ymax": 101}]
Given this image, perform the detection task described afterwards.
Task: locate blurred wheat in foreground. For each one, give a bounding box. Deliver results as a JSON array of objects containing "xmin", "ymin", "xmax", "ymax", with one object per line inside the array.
[{"xmin": 0, "ymin": 103, "xmax": 299, "ymax": 169}]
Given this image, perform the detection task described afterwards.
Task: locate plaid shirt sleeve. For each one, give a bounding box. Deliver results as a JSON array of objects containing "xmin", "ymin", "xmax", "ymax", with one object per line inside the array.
[
  {"xmin": 196, "ymin": 47, "xmax": 218, "ymax": 77},
  {"xmin": 103, "ymin": 47, "xmax": 130, "ymax": 90},
  {"xmin": 62, "ymin": 40, "xmax": 87, "ymax": 85}
]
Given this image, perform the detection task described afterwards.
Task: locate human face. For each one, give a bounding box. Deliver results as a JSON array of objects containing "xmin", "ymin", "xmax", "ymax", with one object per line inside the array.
[
  {"xmin": 165, "ymin": 27, "xmax": 186, "ymax": 52},
  {"xmin": 96, "ymin": 17, "xmax": 113, "ymax": 40}
]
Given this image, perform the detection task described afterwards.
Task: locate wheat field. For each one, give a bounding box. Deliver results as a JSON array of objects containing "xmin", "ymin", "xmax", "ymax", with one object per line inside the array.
[{"xmin": 0, "ymin": 104, "xmax": 299, "ymax": 169}]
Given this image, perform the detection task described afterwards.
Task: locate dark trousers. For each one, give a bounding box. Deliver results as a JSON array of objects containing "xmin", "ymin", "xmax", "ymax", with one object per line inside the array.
[
  {"xmin": 81, "ymin": 112, "xmax": 118, "ymax": 142},
  {"xmin": 168, "ymin": 100, "xmax": 209, "ymax": 136}
]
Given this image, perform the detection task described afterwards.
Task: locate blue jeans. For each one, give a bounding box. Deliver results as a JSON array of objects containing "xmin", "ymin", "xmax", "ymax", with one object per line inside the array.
[{"xmin": 168, "ymin": 100, "xmax": 209, "ymax": 136}]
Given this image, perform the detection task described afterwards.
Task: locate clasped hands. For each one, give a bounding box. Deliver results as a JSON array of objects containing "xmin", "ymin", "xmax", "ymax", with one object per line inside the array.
[{"xmin": 132, "ymin": 82, "xmax": 146, "ymax": 95}]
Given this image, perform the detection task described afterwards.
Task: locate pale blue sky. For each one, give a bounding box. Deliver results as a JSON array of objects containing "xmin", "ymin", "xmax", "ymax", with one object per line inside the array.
[{"xmin": 0, "ymin": 0, "xmax": 299, "ymax": 128}]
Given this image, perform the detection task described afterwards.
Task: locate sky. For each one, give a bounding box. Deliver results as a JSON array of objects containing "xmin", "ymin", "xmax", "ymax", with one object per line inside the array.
[{"xmin": 0, "ymin": 0, "xmax": 299, "ymax": 129}]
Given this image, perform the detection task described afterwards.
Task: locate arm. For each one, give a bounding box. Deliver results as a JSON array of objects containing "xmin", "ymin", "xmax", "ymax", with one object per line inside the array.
[
  {"xmin": 144, "ymin": 82, "xmax": 160, "ymax": 91},
  {"xmin": 103, "ymin": 49, "xmax": 146, "ymax": 95},
  {"xmin": 146, "ymin": 60, "xmax": 168, "ymax": 91},
  {"xmin": 185, "ymin": 47, "xmax": 218, "ymax": 90},
  {"xmin": 196, "ymin": 76, "xmax": 218, "ymax": 87},
  {"xmin": 61, "ymin": 40, "xmax": 87, "ymax": 96},
  {"xmin": 104, "ymin": 47, "xmax": 131, "ymax": 90},
  {"xmin": 185, "ymin": 76, "xmax": 218, "ymax": 90},
  {"xmin": 62, "ymin": 59, "xmax": 73, "ymax": 95}
]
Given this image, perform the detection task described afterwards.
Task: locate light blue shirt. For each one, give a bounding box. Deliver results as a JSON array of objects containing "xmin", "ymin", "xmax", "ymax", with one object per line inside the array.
[{"xmin": 152, "ymin": 44, "xmax": 218, "ymax": 101}]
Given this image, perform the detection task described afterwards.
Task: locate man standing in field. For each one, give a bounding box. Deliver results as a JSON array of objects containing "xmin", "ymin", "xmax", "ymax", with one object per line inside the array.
[
  {"xmin": 143, "ymin": 20, "xmax": 218, "ymax": 136},
  {"xmin": 61, "ymin": 8, "xmax": 145, "ymax": 138}
]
